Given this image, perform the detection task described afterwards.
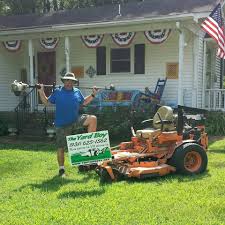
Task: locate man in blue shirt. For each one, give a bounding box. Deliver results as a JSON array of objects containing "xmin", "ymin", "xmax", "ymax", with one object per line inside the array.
[{"xmin": 38, "ymin": 72, "xmax": 98, "ymax": 177}]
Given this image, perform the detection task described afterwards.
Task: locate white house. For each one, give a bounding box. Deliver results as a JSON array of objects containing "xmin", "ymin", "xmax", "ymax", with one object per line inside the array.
[{"xmin": 0, "ymin": 0, "xmax": 224, "ymax": 125}]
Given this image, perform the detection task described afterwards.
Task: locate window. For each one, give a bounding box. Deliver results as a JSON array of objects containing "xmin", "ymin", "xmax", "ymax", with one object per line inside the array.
[
  {"xmin": 96, "ymin": 46, "xmax": 106, "ymax": 75},
  {"xmin": 134, "ymin": 44, "xmax": 145, "ymax": 74},
  {"xmin": 111, "ymin": 48, "xmax": 130, "ymax": 73}
]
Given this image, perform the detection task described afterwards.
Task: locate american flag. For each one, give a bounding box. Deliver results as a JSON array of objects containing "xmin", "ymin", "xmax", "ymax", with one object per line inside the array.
[{"xmin": 201, "ymin": 3, "xmax": 225, "ymax": 58}]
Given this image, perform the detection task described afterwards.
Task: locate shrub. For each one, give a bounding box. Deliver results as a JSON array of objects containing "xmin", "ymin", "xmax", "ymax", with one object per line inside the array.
[
  {"xmin": 84, "ymin": 104, "xmax": 156, "ymax": 141},
  {"xmin": 0, "ymin": 119, "xmax": 8, "ymax": 136},
  {"xmin": 205, "ymin": 111, "xmax": 225, "ymax": 136}
]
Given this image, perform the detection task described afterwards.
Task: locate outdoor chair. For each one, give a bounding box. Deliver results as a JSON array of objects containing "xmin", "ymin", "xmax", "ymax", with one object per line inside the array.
[
  {"xmin": 140, "ymin": 78, "xmax": 167, "ymax": 105},
  {"xmin": 86, "ymin": 78, "xmax": 167, "ymax": 111}
]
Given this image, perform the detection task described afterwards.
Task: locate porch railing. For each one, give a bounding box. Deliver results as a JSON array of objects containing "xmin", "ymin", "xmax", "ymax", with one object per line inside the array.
[
  {"xmin": 15, "ymin": 87, "xmax": 39, "ymax": 131},
  {"xmin": 14, "ymin": 85, "xmax": 57, "ymax": 133},
  {"xmin": 205, "ymin": 89, "xmax": 225, "ymax": 111},
  {"xmin": 43, "ymin": 105, "xmax": 55, "ymax": 128}
]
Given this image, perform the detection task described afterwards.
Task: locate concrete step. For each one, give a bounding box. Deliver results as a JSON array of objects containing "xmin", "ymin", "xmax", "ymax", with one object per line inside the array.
[
  {"xmin": 21, "ymin": 128, "xmax": 46, "ymax": 136},
  {"xmin": 0, "ymin": 135, "xmax": 54, "ymax": 144}
]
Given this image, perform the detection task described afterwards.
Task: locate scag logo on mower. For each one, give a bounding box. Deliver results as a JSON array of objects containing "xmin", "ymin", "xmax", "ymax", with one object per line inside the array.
[{"xmin": 66, "ymin": 130, "xmax": 112, "ymax": 166}]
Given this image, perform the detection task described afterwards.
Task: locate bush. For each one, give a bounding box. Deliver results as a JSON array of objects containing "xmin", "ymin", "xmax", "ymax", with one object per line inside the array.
[
  {"xmin": 0, "ymin": 119, "xmax": 8, "ymax": 136},
  {"xmin": 84, "ymin": 105, "xmax": 225, "ymax": 139},
  {"xmin": 205, "ymin": 111, "xmax": 225, "ymax": 136},
  {"xmin": 84, "ymin": 104, "xmax": 156, "ymax": 141}
]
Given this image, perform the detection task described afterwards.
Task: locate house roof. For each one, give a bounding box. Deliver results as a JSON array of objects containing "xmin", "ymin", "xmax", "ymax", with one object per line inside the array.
[{"xmin": 0, "ymin": 0, "xmax": 220, "ymax": 31}]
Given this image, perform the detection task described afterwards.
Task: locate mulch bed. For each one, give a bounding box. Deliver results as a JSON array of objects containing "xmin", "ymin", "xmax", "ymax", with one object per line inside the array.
[{"xmin": 0, "ymin": 135, "xmax": 55, "ymax": 144}]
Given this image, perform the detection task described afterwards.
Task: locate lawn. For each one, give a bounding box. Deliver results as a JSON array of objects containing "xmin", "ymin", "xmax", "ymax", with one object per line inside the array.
[{"xmin": 0, "ymin": 139, "xmax": 225, "ymax": 225}]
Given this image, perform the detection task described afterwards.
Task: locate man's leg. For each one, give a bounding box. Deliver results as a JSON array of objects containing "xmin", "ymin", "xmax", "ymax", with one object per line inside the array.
[
  {"xmin": 83, "ymin": 115, "xmax": 97, "ymax": 132},
  {"xmin": 78, "ymin": 115, "xmax": 97, "ymax": 172},
  {"xmin": 57, "ymin": 147, "xmax": 65, "ymax": 167},
  {"xmin": 57, "ymin": 147, "xmax": 66, "ymax": 176},
  {"xmin": 56, "ymin": 126, "xmax": 72, "ymax": 176}
]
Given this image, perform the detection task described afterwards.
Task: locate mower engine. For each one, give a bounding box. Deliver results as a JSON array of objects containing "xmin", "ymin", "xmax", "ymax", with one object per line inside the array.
[{"xmin": 183, "ymin": 114, "xmax": 208, "ymax": 150}]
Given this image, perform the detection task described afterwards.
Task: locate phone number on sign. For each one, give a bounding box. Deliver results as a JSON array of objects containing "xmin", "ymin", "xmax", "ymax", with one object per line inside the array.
[{"xmin": 69, "ymin": 138, "xmax": 108, "ymax": 147}]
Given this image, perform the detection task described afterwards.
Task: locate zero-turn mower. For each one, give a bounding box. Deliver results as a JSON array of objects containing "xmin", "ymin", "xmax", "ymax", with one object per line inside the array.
[{"xmin": 96, "ymin": 105, "xmax": 208, "ymax": 182}]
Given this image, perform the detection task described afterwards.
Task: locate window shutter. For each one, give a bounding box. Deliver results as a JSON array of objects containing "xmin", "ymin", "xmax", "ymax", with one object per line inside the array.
[
  {"xmin": 96, "ymin": 46, "xmax": 106, "ymax": 75},
  {"xmin": 134, "ymin": 44, "xmax": 145, "ymax": 74}
]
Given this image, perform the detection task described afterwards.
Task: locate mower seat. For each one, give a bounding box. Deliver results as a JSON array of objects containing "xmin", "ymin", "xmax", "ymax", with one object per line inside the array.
[
  {"xmin": 136, "ymin": 106, "xmax": 176, "ymax": 139},
  {"xmin": 136, "ymin": 129, "xmax": 161, "ymax": 139}
]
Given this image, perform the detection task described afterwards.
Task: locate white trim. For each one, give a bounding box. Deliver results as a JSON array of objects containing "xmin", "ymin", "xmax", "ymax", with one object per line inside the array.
[
  {"xmin": 192, "ymin": 35, "xmax": 198, "ymax": 107},
  {"xmin": 65, "ymin": 36, "xmax": 70, "ymax": 72},
  {"xmin": 202, "ymin": 41, "xmax": 207, "ymax": 108},
  {"xmin": 0, "ymin": 14, "xmax": 202, "ymax": 36},
  {"xmin": 28, "ymin": 40, "xmax": 34, "ymax": 85},
  {"xmin": 28, "ymin": 39, "xmax": 34, "ymax": 111},
  {"xmin": 178, "ymin": 28, "xmax": 185, "ymax": 105}
]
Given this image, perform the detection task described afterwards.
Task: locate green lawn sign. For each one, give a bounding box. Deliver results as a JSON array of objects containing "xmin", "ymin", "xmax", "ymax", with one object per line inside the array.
[{"xmin": 66, "ymin": 130, "xmax": 112, "ymax": 166}]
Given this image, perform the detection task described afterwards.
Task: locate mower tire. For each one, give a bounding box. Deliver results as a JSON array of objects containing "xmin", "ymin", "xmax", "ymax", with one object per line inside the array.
[
  {"xmin": 100, "ymin": 168, "xmax": 112, "ymax": 183},
  {"xmin": 168, "ymin": 143, "xmax": 208, "ymax": 175},
  {"xmin": 78, "ymin": 164, "xmax": 97, "ymax": 172}
]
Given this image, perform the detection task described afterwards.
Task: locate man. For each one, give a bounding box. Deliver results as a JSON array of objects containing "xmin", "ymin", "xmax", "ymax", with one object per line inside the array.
[{"xmin": 38, "ymin": 72, "xmax": 98, "ymax": 177}]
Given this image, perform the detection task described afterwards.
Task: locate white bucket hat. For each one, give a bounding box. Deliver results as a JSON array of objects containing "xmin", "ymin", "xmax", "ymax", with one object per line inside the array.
[{"xmin": 61, "ymin": 72, "xmax": 78, "ymax": 83}]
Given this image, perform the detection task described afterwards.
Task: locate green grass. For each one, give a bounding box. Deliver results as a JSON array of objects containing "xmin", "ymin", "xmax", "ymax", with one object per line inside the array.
[{"xmin": 0, "ymin": 140, "xmax": 225, "ymax": 225}]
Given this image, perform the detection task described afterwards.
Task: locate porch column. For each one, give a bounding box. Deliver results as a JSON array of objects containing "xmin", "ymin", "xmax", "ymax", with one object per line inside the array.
[
  {"xmin": 28, "ymin": 39, "xmax": 35, "ymax": 111},
  {"xmin": 192, "ymin": 35, "xmax": 198, "ymax": 108},
  {"xmin": 28, "ymin": 40, "xmax": 34, "ymax": 85},
  {"xmin": 202, "ymin": 41, "xmax": 207, "ymax": 108},
  {"xmin": 177, "ymin": 24, "xmax": 185, "ymax": 105},
  {"xmin": 65, "ymin": 37, "xmax": 70, "ymax": 72}
]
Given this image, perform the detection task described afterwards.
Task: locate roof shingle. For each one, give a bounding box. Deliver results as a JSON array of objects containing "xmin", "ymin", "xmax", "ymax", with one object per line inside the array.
[{"xmin": 0, "ymin": 0, "xmax": 219, "ymax": 30}]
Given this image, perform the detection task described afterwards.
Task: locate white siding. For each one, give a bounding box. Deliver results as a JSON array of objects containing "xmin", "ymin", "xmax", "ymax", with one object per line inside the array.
[
  {"xmin": 0, "ymin": 42, "xmax": 27, "ymax": 111},
  {"xmin": 69, "ymin": 31, "xmax": 181, "ymax": 103},
  {"xmin": 214, "ymin": 55, "xmax": 221, "ymax": 89}
]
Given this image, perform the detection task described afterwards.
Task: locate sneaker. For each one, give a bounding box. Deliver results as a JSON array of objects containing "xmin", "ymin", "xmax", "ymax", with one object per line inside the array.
[{"xmin": 58, "ymin": 168, "xmax": 66, "ymax": 177}]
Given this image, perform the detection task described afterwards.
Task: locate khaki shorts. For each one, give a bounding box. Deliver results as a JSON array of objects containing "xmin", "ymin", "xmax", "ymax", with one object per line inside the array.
[{"xmin": 55, "ymin": 114, "xmax": 89, "ymax": 149}]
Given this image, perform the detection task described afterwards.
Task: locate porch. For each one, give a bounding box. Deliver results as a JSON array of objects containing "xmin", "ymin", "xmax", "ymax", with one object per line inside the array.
[
  {"xmin": 204, "ymin": 89, "xmax": 225, "ymax": 111},
  {"xmin": 0, "ymin": 18, "xmax": 206, "ymax": 114}
]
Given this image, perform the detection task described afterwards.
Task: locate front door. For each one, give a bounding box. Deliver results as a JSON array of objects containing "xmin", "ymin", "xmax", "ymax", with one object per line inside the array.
[{"xmin": 37, "ymin": 51, "xmax": 56, "ymax": 98}]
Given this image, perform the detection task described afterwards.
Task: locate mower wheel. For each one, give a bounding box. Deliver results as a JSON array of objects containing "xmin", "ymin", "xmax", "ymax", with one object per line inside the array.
[
  {"xmin": 168, "ymin": 143, "xmax": 208, "ymax": 175},
  {"xmin": 100, "ymin": 168, "xmax": 112, "ymax": 183},
  {"xmin": 112, "ymin": 169, "xmax": 124, "ymax": 181},
  {"xmin": 78, "ymin": 164, "xmax": 97, "ymax": 172}
]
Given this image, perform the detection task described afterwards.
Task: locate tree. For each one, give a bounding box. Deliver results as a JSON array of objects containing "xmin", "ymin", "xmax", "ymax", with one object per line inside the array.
[
  {"xmin": 3, "ymin": 0, "xmax": 37, "ymax": 15},
  {"xmin": 0, "ymin": 0, "xmax": 146, "ymax": 15}
]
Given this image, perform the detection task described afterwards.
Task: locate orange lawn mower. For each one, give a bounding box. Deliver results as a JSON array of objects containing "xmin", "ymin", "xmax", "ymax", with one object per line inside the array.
[{"xmin": 96, "ymin": 105, "xmax": 208, "ymax": 182}]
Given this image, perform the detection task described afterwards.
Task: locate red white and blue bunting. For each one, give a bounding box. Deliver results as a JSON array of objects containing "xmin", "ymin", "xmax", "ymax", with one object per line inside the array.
[
  {"xmin": 81, "ymin": 34, "xmax": 104, "ymax": 48},
  {"xmin": 40, "ymin": 38, "xmax": 59, "ymax": 49},
  {"xmin": 3, "ymin": 40, "xmax": 21, "ymax": 52},
  {"xmin": 111, "ymin": 32, "xmax": 136, "ymax": 46},
  {"xmin": 144, "ymin": 29, "xmax": 171, "ymax": 44}
]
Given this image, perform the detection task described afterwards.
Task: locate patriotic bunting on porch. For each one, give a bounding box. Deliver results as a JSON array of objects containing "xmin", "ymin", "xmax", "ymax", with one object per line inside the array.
[
  {"xmin": 40, "ymin": 38, "xmax": 59, "ymax": 49},
  {"xmin": 81, "ymin": 34, "xmax": 104, "ymax": 48},
  {"xmin": 3, "ymin": 40, "xmax": 21, "ymax": 51},
  {"xmin": 144, "ymin": 29, "xmax": 171, "ymax": 44},
  {"xmin": 111, "ymin": 32, "xmax": 136, "ymax": 46}
]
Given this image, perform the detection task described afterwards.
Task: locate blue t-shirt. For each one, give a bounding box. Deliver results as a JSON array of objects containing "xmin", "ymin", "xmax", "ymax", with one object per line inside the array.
[{"xmin": 48, "ymin": 87, "xmax": 84, "ymax": 127}]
